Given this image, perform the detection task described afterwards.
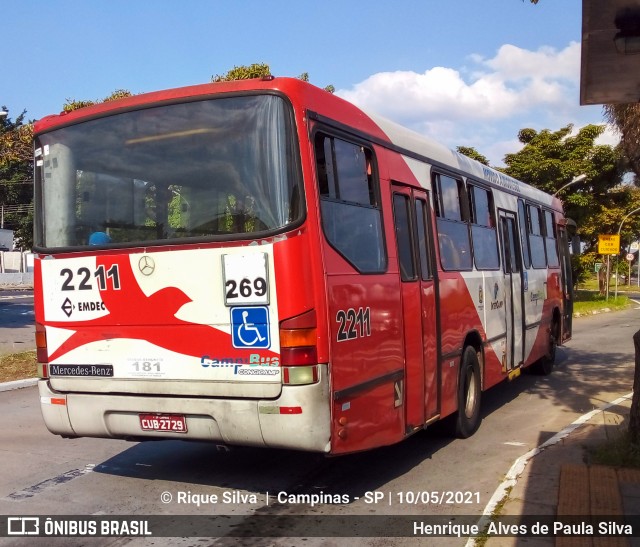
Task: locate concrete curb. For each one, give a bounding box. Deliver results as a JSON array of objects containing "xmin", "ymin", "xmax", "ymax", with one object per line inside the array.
[
  {"xmin": 466, "ymin": 393, "xmax": 634, "ymax": 547},
  {"xmin": 0, "ymin": 378, "xmax": 38, "ymax": 392},
  {"xmin": 0, "ymin": 285, "xmax": 33, "ymax": 290},
  {"xmin": 0, "ymin": 273, "xmax": 34, "ymax": 287},
  {"xmin": 573, "ymin": 307, "xmax": 612, "ymax": 318}
]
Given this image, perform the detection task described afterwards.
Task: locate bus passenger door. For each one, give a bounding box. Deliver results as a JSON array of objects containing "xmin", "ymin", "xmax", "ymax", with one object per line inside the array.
[
  {"xmin": 498, "ymin": 211, "xmax": 524, "ymax": 371},
  {"xmin": 557, "ymin": 226, "xmax": 573, "ymax": 341},
  {"xmin": 392, "ymin": 185, "xmax": 439, "ymax": 431}
]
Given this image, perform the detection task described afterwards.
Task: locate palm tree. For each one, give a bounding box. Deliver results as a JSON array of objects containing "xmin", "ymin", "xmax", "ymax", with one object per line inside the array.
[
  {"xmin": 605, "ymin": 102, "xmax": 640, "ymax": 443},
  {"xmin": 603, "ymin": 104, "xmax": 640, "ymax": 178}
]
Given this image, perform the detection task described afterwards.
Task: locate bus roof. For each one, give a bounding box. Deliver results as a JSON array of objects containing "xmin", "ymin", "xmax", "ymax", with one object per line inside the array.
[
  {"xmin": 362, "ymin": 110, "xmax": 560, "ymax": 210},
  {"xmin": 33, "ymin": 76, "xmax": 562, "ymax": 211}
]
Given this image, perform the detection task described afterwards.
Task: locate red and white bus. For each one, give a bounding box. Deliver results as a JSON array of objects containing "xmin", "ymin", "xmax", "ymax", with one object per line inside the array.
[{"xmin": 33, "ymin": 77, "xmax": 573, "ymax": 454}]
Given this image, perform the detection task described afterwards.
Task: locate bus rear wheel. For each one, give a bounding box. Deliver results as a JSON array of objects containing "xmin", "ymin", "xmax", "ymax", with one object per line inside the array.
[
  {"xmin": 454, "ymin": 346, "xmax": 482, "ymax": 438},
  {"xmin": 532, "ymin": 321, "xmax": 557, "ymax": 376}
]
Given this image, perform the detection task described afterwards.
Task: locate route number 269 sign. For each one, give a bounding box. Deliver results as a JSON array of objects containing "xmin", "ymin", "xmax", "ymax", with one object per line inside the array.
[{"xmin": 222, "ymin": 253, "xmax": 269, "ymax": 306}]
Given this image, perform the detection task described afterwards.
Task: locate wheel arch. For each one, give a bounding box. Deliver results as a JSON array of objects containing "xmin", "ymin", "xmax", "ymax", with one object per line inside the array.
[
  {"xmin": 462, "ymin": 330, "xmax": 484, "ymax": 391},
  {"xmin": 551, "ymin": 306, "xmax": 561, "ymax": 340}
]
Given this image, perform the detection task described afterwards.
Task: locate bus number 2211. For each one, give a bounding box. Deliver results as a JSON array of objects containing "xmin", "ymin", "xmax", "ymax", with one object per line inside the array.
[
  {"xmin": 336, "ymin": 307, "xmax": 371, "ymax": 342},
  {"xmin": 60, "ymin": 265, "xmax": 121, "ymax": 292}
]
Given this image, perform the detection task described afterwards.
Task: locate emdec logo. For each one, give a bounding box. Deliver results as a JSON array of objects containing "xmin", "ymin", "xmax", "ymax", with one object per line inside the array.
[{"xmin": 61, "ymin": 298, "xmax": 74, "ymax": 318}]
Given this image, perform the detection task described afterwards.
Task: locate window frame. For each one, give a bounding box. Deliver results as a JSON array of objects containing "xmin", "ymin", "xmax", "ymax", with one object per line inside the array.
[
  {"xmin": 433, "ymin": 172, "xmax": 472, "ymax": 271},
  {"xmin": 314, "ymin": 130, "xmax": 388, "ymax": 274},
  {"xmin": 392, "ymin": 192, "xmax": 418, "ymax": 282},
  {"xmin": 517, "ymin": 199, "xmax": 532, "ymax": 269},
  {"xmin": 468, "ymin": 183, "xmax": 500, "ymax": 271},
  {"xmin": 33, "ymin": 93, "xmax": 305, "ymax": 251},
  {"xmin": 414, "ymin": 197, "xmax": 433, "ymax": 281},
  {"xmin": 501, "ymin": 213, "xmax": 522, "ymax": 275},
  {"xmin": 543, "ymin": 208, "xmax": 559, "ymax": 268},
  {"xmin": 527, "ymin": 203, "xmax": 547, "ymax": 269}
]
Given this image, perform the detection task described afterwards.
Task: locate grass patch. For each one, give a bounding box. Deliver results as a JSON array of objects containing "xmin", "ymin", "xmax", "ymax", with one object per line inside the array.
[
  {"xmin": 0, "ymin": 351, "xmax": 37, "ymax": 383},
  {"xmin": 589, "ymin": 430, "xmax": 640, "ymax": 469},
  {"xmin": 470, "ymin": 486, "xmax": 514, "ymax": 546},
  {"xmin": 574, "ymin": 290, "xmax": 630, "ymax": 315}
]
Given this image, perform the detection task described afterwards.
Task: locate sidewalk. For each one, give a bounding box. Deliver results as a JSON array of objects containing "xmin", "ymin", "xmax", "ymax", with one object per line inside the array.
[{"xmin": 485, "ymin": 396, "xmax": 639, "ymax": 547}]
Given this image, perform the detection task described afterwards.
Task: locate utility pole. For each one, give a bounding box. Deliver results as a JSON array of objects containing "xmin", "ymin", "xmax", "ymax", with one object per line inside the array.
[{"xmin": 616, "ymin": 207, "xmax": 640, "ymax": 299}]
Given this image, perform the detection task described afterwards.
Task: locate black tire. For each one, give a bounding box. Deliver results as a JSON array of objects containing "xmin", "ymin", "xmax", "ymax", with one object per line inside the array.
[
  {"xmin": 532, "ymin": 321, "xmax": 557, "ymax": 376},
  {"xmin": 454, "ymin": 346, "xmax": 482, "ymax": 438}
]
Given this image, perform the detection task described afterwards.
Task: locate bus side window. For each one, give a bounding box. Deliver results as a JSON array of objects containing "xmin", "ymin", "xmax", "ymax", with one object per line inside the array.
[
  {"xmin": 314, "ymin": 133, "xmax": 386, "ymax": 273},
  {"xmin": 543, "ymin": 209, "xmax": 559, "ymax": 267},
  {"xmin": 393, "ymin": 193, "xmax": 416, "ymax": 281},
  {"xmin": 315, "ymin": 137, "xmax": 336, "ymax": 198},
  {"xmin": 433, "ymin": 173, "xmax": 472, "ymax": 271},
  {"xmin": 415, "ymin": 198, "xmax": 432, "ymax": 280},
  {"xmin": 438, "ymin": 174, "xmax": 465, "ymax": 221},
  {"xmin": 469, "ymin": 184, "xmax": 499, "ymax": 270},
  {"xmin": 527, "ymin": 204, "xmax": 546, "ymax": 268},
  {"xmin": 517, "ymin": 200, "xmax": 531, "ymax": 268}
]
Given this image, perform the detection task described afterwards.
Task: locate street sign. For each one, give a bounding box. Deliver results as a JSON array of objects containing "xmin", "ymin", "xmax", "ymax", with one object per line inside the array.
[
  {"xmin": 595, "ymin": 262, "xmax": 603, "ymax": 272},
  {"xmin": 598, "ymin": 234, "xmax": 620, "ymax": 255},
  {"xmin": 631, "ymin": 242, "xmax": 639, "ymax": 251},
  {"xmin": 627, "ymin": 253, "xmax": 635, "ymax": 261}
]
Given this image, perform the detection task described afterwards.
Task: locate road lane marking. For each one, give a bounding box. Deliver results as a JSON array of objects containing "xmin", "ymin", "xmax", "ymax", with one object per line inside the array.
[
  {"xmin": 0, "ymin": 294, "xmax": 32, "ymax": 301},
  {"xmin": 4, "ymin": 464, "xmax": 95, "ymax": 501}
]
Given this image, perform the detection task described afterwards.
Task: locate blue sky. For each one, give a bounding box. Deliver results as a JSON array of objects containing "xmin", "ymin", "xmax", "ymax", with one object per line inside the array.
[{"xmin": 3, "ymin": 0, "xmax": 608, "ymax": 165}]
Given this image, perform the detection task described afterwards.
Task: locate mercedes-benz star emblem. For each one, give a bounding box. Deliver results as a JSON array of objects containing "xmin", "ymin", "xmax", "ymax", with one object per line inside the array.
[{"xmin": 138, "ymin": 255, "xmax": 156, "ymax": 276}]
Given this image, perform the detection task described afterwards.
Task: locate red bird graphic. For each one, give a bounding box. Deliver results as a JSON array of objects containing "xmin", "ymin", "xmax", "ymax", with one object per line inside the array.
[{"xmin": 47, "ymin": 254, "xmax": 243, "ymax": 362}]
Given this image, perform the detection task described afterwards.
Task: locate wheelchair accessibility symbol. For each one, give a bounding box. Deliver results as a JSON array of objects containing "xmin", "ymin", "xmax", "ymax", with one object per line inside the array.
[{"xmin": 231, "ymin": 306, "xmax": 270, "ymax": 349}]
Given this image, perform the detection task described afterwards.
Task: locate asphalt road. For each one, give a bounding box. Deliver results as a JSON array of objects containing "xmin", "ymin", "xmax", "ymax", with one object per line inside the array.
[
  {"xmin": 0, "ymin": 302, "xmax": 638, "ymax": 546},
  {"xmin": 0, "ymin": 290, "xmax": 35, "ymax": 355}
]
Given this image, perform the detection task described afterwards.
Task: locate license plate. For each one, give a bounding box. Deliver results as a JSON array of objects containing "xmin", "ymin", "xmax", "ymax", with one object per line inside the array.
[{"xmin": 139, "ymin": 413, "xmax": 188, "ymax": 433}]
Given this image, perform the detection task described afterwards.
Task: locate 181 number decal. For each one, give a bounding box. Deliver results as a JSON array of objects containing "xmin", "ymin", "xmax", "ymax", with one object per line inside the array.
[{"xmin": 336, "ymin": 307, "xmax": 371, "ymax": 342}]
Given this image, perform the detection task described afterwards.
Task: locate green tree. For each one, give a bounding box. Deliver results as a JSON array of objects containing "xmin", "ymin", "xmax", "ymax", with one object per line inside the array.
[
  {"xmin": 63, "ymin": 89, "xmax": 133, "ymax": 113},
  {"xmin": 212, "ymin": 62, "xmax": 272, "ymax": 82},
  {"xmin": 456, "ymin": 146, "xmax": 490, "ymax": 166},
  {"xmin": 499, "ymin": 123, "xmax": 636, "ymax": 287},
  {"xmin": 501, "ymin": 124, "xmax": 627, "ymax": 250},
  {"xmin": 0, "ymin": 89, "xmax": 135, "ymax": 250},
  {"xmin": 603, "ymin": 104, "xmax": 640, "ymax": 181},
  {"xmin": 212, "ymin": 63, "xmax": 335, "ymax": 93},
  {"xmin": 602, "ymin": 102, "xmax": 640, "ymax": 445},
  {"xmin": 0, "ymin": 108, "xmax": 34, "ymax": 248}
]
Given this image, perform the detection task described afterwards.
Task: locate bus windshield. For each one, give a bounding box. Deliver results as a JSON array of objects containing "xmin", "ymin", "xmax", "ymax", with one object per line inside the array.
[{"xmin": 34, "ymin": 94, "xmax": 302, "ymax": 249}]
